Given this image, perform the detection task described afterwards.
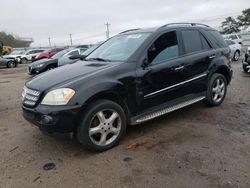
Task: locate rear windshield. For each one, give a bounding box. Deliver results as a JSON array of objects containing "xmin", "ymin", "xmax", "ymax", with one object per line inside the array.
[{"xmin": 206, "ymin": 30, "xmax": 227, "ymax": 48}]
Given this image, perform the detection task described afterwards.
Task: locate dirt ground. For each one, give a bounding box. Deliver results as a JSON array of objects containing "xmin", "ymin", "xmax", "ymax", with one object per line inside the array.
[{"xmin": 0, "ymin": 59, "xmax": 249, "ymax": 188}]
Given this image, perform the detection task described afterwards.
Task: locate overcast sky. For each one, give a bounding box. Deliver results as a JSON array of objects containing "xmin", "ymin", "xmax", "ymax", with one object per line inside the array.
[{"xmin": 1, "ymin": 0, "xmax": 249, "ymax": 47}]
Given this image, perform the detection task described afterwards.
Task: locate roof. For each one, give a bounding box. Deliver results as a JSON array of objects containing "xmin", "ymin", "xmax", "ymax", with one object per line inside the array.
[{"xmin": 120, "ymin": 23, "xmax": 213, "ymax": 35}]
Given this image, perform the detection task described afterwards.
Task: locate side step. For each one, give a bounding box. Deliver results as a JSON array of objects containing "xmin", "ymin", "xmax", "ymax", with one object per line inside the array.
[{"xmin": 132, "ymin": 96, "xmax": 205, "ymax": 124}]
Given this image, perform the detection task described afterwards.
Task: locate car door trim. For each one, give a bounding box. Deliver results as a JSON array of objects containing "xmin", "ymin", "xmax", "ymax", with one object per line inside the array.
[{"xmin": 144, "ymin": 73, "xmax": 207, "ymax": 98}]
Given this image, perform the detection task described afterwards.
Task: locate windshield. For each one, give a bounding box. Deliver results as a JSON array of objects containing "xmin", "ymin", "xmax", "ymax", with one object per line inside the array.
[
  {"xmin": 51, "ymin": 49, "xmax": 70, "ymax": 59},
  {"xmin": 81, "ymin": 45, "xmax": 99, "ymax": 56},
  {"xmin": 86, "ymin": 33, "xmax": 150, "ymax": 62},
  {"xmin": 10, "ymin": 50, "xmax": 25, "ymax": 55}
]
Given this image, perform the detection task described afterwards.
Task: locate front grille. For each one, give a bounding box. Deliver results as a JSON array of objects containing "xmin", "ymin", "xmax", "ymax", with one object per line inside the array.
[{"xmin": 22, "ymin": 86, "xmax": 40, "ymax": 107}]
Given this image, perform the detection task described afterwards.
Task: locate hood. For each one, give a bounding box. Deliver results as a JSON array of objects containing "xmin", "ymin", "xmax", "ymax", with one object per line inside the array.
[
  {"xmin": 26, "ymin": 61, "xmax": 122, "ymax": 91},
  {"xmin": 0, "ymin": 58, "xmax": 9, "ymax": 62},
  {"xmin": 29, "ymin": 58, "xmax": 57, "ymax": 67},
  {"xmin": 3, "ymin": 55, "xmax": 19, "ymax": 59}
]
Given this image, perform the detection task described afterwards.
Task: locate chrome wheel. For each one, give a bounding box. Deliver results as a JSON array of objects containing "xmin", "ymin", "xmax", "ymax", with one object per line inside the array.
[
  {"xmin": 21, "ymin": 58, "xmax": 28, "ymax": 64},
  {"xmin": 212, "ymin": 78, "xmax": 225, "ymax": 103},
  {"xmin": 8, "ymin": 61, "xmax": 15, "ymax": 68},
  {"xmin": 234, "ymin": 51, "xmax": 240, "ymax": 61},
  {"xmin": 89, "ymin": 109, "xmax": 121, "ymax": 146}
]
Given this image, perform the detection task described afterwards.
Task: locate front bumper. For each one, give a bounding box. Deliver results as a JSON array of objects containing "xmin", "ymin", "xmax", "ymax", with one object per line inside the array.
[
  {"xmin": 22, "ymin": 104, "xmax": 81, "ymax": 133},
  {"xmin": 27, "ymin": 66, "xmax": 46, "ymax": 75}
]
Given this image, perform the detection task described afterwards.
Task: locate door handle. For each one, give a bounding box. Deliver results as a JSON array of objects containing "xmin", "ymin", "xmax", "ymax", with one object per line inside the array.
[
  {"xmin": 209, "ymin": 55, "xmax": 216, "ymax": 59},
  {"xmin": 174, "ymin": 66, "xmax": 184, "ymax": 71}
]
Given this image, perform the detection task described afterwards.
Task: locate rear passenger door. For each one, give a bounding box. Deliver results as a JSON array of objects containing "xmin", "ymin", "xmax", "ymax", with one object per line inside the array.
[{"xmin": 179, "ymin": 29, "xmax": 216, "ymax": 94}]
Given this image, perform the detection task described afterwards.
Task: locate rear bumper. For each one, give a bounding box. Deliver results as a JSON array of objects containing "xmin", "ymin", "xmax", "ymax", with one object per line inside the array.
[{"xmin": 22, "ymin": 104, "xmax": 81, "ymax": 133}]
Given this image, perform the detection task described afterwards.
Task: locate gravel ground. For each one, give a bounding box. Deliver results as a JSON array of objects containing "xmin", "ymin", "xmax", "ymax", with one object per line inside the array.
[{"xmin": 0, "ymin": 60, "xmax": 249, "ymax": 188}]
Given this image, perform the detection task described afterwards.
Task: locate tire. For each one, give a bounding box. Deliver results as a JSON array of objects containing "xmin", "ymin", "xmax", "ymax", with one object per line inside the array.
[
  {"xmin": 47, "ymin": 65, "xmax": 56, "ymax": 71},
  {"xmin": 21, "ymin": 58, "xmax": 28, "ymax": 64},
  {"xmin": 243, "ymin": 64, "xmax": 248, "ymax": 73},
  {"xmin": 76, "ymin": 99, "xmax": 127, "ymax": 152},
  {"xmin": 203, "ymin": 73, "xmax": 227, "ymax": 106},
  {"xmin": 233, "ymin": 51, "xmax": 240, "ymax": 61},
  {"xmin": 7, "ymin": 61, "xmax": 16, "ymax": 68}
]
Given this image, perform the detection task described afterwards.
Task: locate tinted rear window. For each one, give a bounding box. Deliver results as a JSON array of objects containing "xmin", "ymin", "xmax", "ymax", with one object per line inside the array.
[
  {"xmin": 206, "ymin": 30, "xmax": 227, "ymax": 48},
  {"xmin": 181, "ymin": 30, "xmax": 203, "ymax": 54}
]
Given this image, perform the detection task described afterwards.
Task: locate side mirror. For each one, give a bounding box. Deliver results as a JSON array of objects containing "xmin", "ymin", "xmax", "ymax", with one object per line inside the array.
[{"xmin": 141, "ymin": 58, "xmax": 149, "ymax": 68}]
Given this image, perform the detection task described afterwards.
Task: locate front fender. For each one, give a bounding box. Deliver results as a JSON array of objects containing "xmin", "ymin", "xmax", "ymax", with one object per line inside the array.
[{"xmin": 70, "ymin": 80, "xmax": 128, "ymax": 108}]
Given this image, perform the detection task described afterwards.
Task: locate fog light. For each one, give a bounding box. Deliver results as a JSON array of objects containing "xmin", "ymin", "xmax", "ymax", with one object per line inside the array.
[{"xmin": 41, "ymin": 115, "xmax": 53, "ymax": 124}]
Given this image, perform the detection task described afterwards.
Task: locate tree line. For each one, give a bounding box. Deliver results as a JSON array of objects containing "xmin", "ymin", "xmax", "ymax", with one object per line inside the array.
[
  {"xmin": 0, "ymin": 32, "xmax": 32, "ymax": 47},
  {"xmin": 221, "ymin": 8, "xmax": 250, "ymax": 34}
]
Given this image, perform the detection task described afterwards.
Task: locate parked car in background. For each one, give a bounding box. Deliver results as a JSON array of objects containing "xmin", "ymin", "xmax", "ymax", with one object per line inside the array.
[
  {"xmin": 243, "ymin": 46, "xmax": 250, "ymax": 73},
  {"xmin": 0, "ymin": 57, "xmax": 17, "ymax": 68},
  {"xmin": 19, "ymin": 49, "xmax": 46, "ymax": 64},
  {"xmin": 3, "ymin": 50, "xmax": 26, "ymax": 63},
  {"xmin": 33, "ymin": 48, "xmax": 65, "ymax": 62},
  {"xmin": 27, "ymin": 48, "xmax": 84, "ymax": 75},
  {"xmin": 223, "ymin": 34, "xmax": 242, "ymax": 44},
  {"xmin": 225, "ymin": 39, "xmax": 241, "ymax": 61},
  {"xmin": 22, "ymin": 23, "xmax": 232, "ymax": 152},
  {"xmin": 75, "ymin": 45, "xmax": 89, "ymax": 50},
  {"xmin": 58, "ymin": 46, "xmax": 99, "ymax": 67}
]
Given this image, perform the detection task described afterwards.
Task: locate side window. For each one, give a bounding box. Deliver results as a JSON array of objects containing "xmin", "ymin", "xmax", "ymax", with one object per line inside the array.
[
  {"xmin": 229, "ymin": 35, "xmax": 237, "ymax": 40},
  {"xmin": 148, "ymin": 31, "xmax": 179, "ymax": 64},
  {"xmin": 30, "ymin": 50, "xmax": 37, "ymax": 54},
  {"xmin": 80, "ymin": 49, "xmax": 86, "ymax": 54},
  {"xmin": 206, "ymin": 30, "xmax": 227, "ymax": 48},
  {"xmin": 200, "ymin": 34, "xmax": 212, "ymax": 50},
  {"xmin": 26, "ymin": 50, "xmax": 34, "ymax": 55},
  {"xmin": 68, "ymin": 50, "xmax": 79, "ymax": 56},
  {"xmin": 181, "ymin": 30, "xmax": 203, "ymax": 54}
]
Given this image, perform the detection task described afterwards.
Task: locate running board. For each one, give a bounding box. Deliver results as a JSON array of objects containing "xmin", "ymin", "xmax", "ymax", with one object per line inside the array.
[{"xmin": 134, "ymin": 96, "xmax": 205, "ymax": 124}]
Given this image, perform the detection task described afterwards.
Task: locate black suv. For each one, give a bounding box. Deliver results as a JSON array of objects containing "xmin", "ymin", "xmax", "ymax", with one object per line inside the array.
[{"xmin": 22, "ymin": 23, "xmax": 232, "ymax": 152}]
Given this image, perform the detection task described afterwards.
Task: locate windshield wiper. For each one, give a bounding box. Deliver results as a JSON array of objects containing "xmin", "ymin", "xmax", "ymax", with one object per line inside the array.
[{"xmin": 87, "ymin": 57, "xmax": 111, "ymax": 62}]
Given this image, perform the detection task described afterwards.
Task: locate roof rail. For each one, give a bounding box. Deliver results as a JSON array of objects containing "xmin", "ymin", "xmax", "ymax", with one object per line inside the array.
[
  {"xmin": 160, "ymin": 23, "xmax": 210, "ymax": 28},
  {"xmin": 119, "ymin": 28, "xmax": 141, "ymax": 34}
]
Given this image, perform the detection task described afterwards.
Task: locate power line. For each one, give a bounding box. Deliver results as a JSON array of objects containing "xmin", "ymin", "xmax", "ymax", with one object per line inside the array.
[
  {"xmin": 105, "ymin": 22, "xmax": 111, "ymax": 40},
  {"xmin": 48, "ymin": 37, "xmax": 51, "ymax": 47},
  {"xmin": 69, "ymin": 33, "xmax": 73, "ymax": 46}
]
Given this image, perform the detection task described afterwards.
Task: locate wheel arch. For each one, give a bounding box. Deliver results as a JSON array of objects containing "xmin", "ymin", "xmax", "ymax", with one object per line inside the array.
[
  {"xmin": 84, "ymin": 91, "xmax": 130, "ymax": 116},
  {"xmin": 214, "ymin": 65, "xmax": 231, "ymax": 85},
  {"xmin": 45, "ymin": 62, "xmax": 58, "ymax": 69},
  {"xmin": 73, "ymin": 80, "xmax": 131, "ymax": 123}
]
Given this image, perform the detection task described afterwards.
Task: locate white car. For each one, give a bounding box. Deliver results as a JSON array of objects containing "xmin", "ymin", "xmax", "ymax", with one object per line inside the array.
[
  {"xmin": 19, "ymin": 49, "xmax": 46, "ymax": 64},
  {"xmin": 223, "ymin": 34, "xmax": 242, "ymax": 45},
  {"xmin": 3, "ymin": 50, "xmax": 26, "ymax": 61},
  {"xmin": 58, "ymin": 48, "xmax": 87, "ymax": 66},
  {"xmin": 225, "ymin": 39, "xmax": 241, "ymax": 61}
]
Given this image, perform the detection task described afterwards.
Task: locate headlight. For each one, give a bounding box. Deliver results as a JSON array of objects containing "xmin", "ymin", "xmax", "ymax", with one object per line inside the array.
[
  {"xmin": 41, "ymin": 88, "xmax": 75, "ymax": 105},
  {"xmin": 35, "ymin": 64, "xmax": 44, "ymax": 68}
]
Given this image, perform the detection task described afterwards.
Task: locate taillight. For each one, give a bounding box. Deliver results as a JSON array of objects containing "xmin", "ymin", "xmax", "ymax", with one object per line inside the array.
[
  {"xmin": 228, "ymin": 56, "xmax": 232, "ymax": 65},
  {"xmin": 227, "ymin": 48, "xmax": 232, "ymax": 65}
]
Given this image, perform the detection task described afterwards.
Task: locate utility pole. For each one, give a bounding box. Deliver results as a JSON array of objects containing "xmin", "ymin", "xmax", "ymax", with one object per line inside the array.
[
  {"xmin": 48, "ymin": 37, "xmax": 51, "ymax": 47},
  {"xmin": 69, "ymin": 33, "xmax": 73, "ymax": 46},
  {"xmin": 105, "ymin": 22, "xmax": 110, "ymax": 40}
]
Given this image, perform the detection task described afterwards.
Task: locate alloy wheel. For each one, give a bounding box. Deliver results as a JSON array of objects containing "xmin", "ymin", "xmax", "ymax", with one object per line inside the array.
[
  {"xmin": 234, "ymin": 51, "xmax": 240, "ymax": 61},
  {"xmin": 212, "ymin": 78, "xmax": 225, "ymax": 103},
  {"xmin": 8, "ymin": 61, "xmax": 15, "ymax": 68},
  {"xmin": 89, "ymin": 109, "xmax": 122, "ymax": 146}
]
